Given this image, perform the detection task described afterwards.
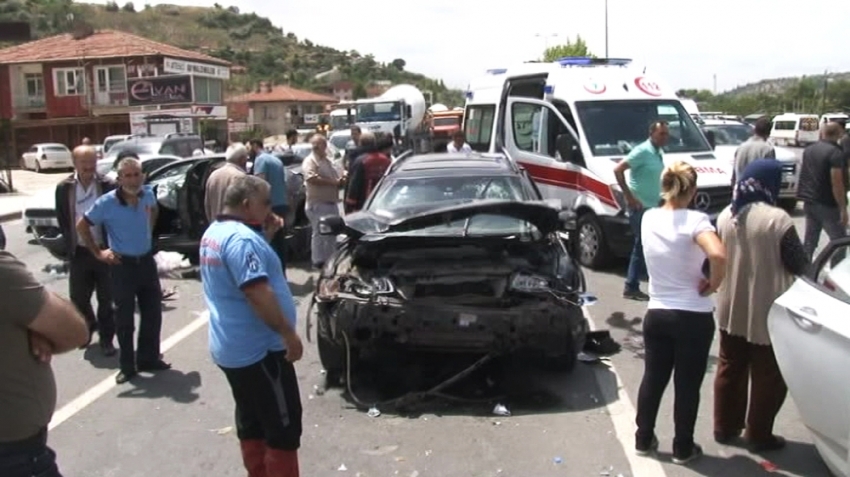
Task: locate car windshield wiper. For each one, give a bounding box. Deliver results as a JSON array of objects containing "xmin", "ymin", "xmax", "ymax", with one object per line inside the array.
[{"xmin": 461, "ymin": 217, "xmax": 472, "ymax": 237}]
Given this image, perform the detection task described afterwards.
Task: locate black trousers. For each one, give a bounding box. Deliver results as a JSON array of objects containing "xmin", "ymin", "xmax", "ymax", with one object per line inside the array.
[
  {"xmin": 220, "ymin": 350, "xmax": 303, "ymax": 450},
  {"xmin": 0, "ymin": 428, "xmax": 62, "ymax": 477},
  {"xmin": 69, "ymin": 247, "xmax": 115, "ymax": 341},
  {"xmin": 111, "ymin": 254, "xmax": 162, "ymax": 372},
  {"xmin": 635, "ymin": 308, "xmax": 715, "ymax": 452},
  {"xmin": 271, "ymin": 205, "xmax": 289, "ymax": 277}
]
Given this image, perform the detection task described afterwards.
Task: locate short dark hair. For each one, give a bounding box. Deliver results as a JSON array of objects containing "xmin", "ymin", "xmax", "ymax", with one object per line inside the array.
[
  {"xmin": 249, "ymin": 139, "xmax": 263, "ymax": 149},
  {"xmin": 753, "ymin": 117, "xmax": 772, "ymax": 137},
  {"xmin": 649, "ymin": 120, "xmax": 669, "ymax": 133},
  {"xmin": 285, "ymin": 129, "xmax": 298, "ymax": 140},
  {"xmin": 452, "ymin": 129, "xmax": 465, "ymax": 140},
  {"xmin": 350, "ymin": 125, "xmax": 361, "ymax": 134}
]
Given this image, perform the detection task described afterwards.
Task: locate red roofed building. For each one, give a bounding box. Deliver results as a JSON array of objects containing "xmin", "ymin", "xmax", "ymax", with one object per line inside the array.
[
  {"xmin": 227, "ymin": 81, "xmax": 337, "ymax": 134},
  {"xmin": 0, "ymin": 27, "xmax": 231, "ymax": 157}
]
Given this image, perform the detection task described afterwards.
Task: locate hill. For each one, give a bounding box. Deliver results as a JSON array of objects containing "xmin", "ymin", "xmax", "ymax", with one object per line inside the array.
[
  {"xmin": 0, "ymin": 0, "xmax": 464, "ymax": 105},
  {"xmin": 678, "ymin": 72, "xmax": 850, "ymax": 116}
]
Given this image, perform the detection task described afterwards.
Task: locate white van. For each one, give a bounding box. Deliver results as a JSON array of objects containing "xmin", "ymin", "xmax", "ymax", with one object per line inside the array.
[
  {"xmin": 821, "ymin": 112, "xmax": 849, "ymax": 126},
  {"xmin": 770, "ymin": 113, "xmax": 819, "ymax": 147},
  {"xmin": 463, "ymin": 57, "xmax": 732, "ymax": 269}
]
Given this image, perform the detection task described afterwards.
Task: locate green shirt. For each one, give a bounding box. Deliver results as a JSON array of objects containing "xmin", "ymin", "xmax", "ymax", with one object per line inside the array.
[{"xmin": 626, "ymin": 139, "xmax": 664, "ymax": 208}]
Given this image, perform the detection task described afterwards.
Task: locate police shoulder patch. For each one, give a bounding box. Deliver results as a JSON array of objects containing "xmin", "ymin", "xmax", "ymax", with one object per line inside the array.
[{"xmin": 246, "ymin": 251, "xmax": 260, "ymax": 273}]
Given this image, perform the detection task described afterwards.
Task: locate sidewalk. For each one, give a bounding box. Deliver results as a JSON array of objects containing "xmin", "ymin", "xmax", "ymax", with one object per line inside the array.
[{"xmin": 0, "ymin": 170, "xmax": 67, "ymax": 222}]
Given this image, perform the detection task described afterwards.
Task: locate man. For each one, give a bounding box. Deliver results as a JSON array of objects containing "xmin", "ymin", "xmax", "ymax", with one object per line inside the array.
[
  {"xmin": 303, "ymin": 134, "xmax": 344, "ymax": 269},
  {"xmin": 446, "ymin": 130, "xmax": 472, "ymax": 153},
  {"xmin": 344, "ymin": 132, "xmax": 390, "ymax": 214},
  {"xmin": 797, "ymin": 121, "xmax": 848, "ymax": 260},
  {"xmin": 344, "ymin": 125, "xmax": 363, "ymax": 172},
  {"xmin": 732, "ymin": 117, "xmax": 776, "ymax": 184},
  {"xmin": 613, "ymin": 121, "xmax": 669, "ymax": 301},
  {"xmin": 55, "ymin": 145, "xmax": 116, "ymax": 355},
  {"xmin": 77, "ymin": 156, "xmax": 170, "ymax": 384},
  {"xmin": 205, "ymin": 143, "xmax": 249, "ymax": 222},
  {"xmin": 200, "ymin": 175, "xmax": 303, "ymax": 477},
  {"xmin": 81, "ymin": 137, "xmax": 92, "ymax": 146},
  {"xmin": 250, "ymin": 139, "xmax": 289, "ymax": 270},
  {"xmin": 0, "ymin": 251, "xmax": 89, "ymax": 476},
  {"xmin": 284, "ymin": 129, "xmax": 298, "ymax": 152}
]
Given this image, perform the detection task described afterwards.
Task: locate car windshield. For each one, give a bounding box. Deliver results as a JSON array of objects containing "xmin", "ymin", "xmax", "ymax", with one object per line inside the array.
[
  {"xmin": 367, "ymin": 175, "xmax": 538, "ymax": 237},
  {"xmin": 703, "ymin": 124, "xmax": 752, "ymax": 146},
  {"xmin": 106, "ymin": 141, "xmax": 160, "ymax": 160},
  {"xmin": 433, "ymin": 117, "xmax": 460, "ymax": 127},
  {"xmin": 330, "ymin": 115, "xmax": 351, "ymax": 131},
  {"xmin": 103, "ymin": 138, "xmax": 125, "ymax": 152},
  {"xmin": 575, "ymin": 100, "xmax": 712, "ymax": 156},
  {"xmin": 329, "ymin": 134, "xmax": 350, "ymax": 150},
  {"xmin": 44, "ymin": 145, "xmax": 68, "ymax": 152},
  {"xmin": 356, "ymin": 101, "xmax": 401, "ymax": 123}
]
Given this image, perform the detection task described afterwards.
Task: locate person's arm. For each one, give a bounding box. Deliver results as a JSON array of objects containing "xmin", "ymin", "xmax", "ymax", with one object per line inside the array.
[
  {"xmin": 146, "ymin": 189, "xmax": 158, "ymax": 231},
  {"xmin": 1, "ymin": 252, "xmax": 88, "ymax": 354},
  {"xmin": 224, "ymin": 238, "xmax": 302, "ymax": 361},
  {"xmin": 613, "ymin": 150, "xmax": 641, "ymax": 209},
  {"xmin": 302, "ymin": 156, "xmax": 339, "ymax": 187},
  {"xmin": 779, "ymin": 226, "xmax": 809, "ymax": 276},
  {"xmin": 78, "ymin": 197, "xmax": 117, "ymax": 263},
  {"xmin": 55, "ymin": 182, "xmax": 68, "ymax": 238},
  {"xmin": 253, "ymin": 156, "xmax": 267, "ymax": 181},
  {"xmin": 694, "ymin": 216, "xmax": 726, "ymax": 295},
  {"xmin": 829, "ymin": 150, "xmax": 847, "ymax": 208},
  {"xmin": 344, "ymin": 159, "xmax": 365, "ymax": 212}
]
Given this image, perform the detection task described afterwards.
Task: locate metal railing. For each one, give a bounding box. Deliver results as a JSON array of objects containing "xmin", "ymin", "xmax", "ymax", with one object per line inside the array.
[{"xmin": 13, "ymin": 94, "xmax": 46, "ymax": 109}]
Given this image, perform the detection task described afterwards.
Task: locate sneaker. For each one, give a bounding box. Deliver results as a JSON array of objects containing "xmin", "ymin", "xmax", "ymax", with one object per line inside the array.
[
  {"xmin": 635, "ymin": 435, "xmax": 659, "ymax": 456},
  {"xmin": 623, "ymin": 289, "xmax": 650, "ymax": 301},
  {"xmin": 672, "ymin": 443, "xmax": 703, "ymax": 465}
]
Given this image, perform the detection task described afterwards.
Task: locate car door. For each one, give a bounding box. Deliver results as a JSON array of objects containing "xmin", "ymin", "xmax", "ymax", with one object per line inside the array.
[
  {"xmin": 145, "ymin": 160, "xmax": 196, "ymax": 248},
  {"xmin": 179, "ymin": 157, "xmax": 223, "ymax": 240},
  {"xmin": 768, "ymin": 237, "xmax": 850, "ymax": 476}
]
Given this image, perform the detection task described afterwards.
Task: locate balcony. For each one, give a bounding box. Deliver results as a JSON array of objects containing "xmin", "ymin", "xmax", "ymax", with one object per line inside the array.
[
  {"xmin": 14, "ymin": 94, "xmax": 46, "ymax": 111},
  {"xmin": 92, "ymin": 91, "xmax": 129, "ymax": 107}
]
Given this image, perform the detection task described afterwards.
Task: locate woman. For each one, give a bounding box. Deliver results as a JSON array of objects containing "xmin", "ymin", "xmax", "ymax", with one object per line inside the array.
[
  {"xmin": 713, "ymin": 159, "xmax": 808, "ymax": 452},
  {"xmin": 302, "ymin": 134, "xmax": 345, "ymax": 269},
  {"xmin": 634, "ymin": 161, "xmax": 726, "ymax": 465}
]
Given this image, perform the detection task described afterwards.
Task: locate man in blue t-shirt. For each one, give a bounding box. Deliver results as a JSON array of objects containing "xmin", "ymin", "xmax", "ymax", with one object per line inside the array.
[
  {"xmin": 200, "ymin": 175, "xmax": 303, "ymax": 477},
  {"xmin": 249, "ymin": 139, "xmax": 289, "ymax": 273},
  {"xmin": 76, "ymin": 155, "xmax": 170, "ymax": 384}
]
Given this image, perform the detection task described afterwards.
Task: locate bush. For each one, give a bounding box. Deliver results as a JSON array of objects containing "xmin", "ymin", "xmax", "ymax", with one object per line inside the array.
[
  {"xmin": 104, "ymin": 1, "xmax": 119, "ymax": 12},
  {"xmin": 122, "ymin": 2, "xmax": 135, "ymax": 12}
]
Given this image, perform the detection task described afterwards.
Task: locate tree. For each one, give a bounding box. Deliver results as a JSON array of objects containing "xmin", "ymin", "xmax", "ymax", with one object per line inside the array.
[
  {"xmin": 542, "ymin": 35, "xmax": 596, "ymax": 62},
  {"xmin": 353, "ymin": 82, "xmax": 367, "ymax": 99},
  {"xmin": 122, "ymin": 2, "xmax": 135, "ymax": 12},
  {"xmin": 391, "ymin": 58, "xmax": 406, "ymax": 71}
]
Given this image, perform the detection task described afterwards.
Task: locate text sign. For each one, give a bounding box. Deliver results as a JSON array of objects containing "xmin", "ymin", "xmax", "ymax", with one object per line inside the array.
[
  {"xmin": 127, "ymin": 75, "xmax": 193, "ymax": 106},
  {"xmin": 163, "ymin": 57, "xmax": 230, "ymax": 80}
]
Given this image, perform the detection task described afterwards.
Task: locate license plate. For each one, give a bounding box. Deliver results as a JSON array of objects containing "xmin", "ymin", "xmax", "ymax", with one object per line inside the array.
[{"xmin": 458, "ymin": 313, "xmax": 477, "ymax": 327}]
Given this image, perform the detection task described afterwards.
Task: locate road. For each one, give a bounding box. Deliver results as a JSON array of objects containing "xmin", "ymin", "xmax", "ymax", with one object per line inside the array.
[{"xmin": 1, "ymin": 203, "xmax": 835, "ymax": 477}]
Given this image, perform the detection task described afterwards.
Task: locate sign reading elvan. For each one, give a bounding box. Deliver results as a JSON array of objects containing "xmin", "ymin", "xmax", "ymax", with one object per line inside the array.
[
  {"xmin": 163, "ymin": 57, "xmax": 231, "ymax": 80},
  {"xmin": 127, "ymin": 75, "xmax": 193, "ymax": 106}
]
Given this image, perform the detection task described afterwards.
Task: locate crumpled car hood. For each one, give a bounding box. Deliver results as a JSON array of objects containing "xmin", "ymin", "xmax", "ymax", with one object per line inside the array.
[{"xmin": 342, "ymin": 200, "xmax": 561, "ymax": 237}]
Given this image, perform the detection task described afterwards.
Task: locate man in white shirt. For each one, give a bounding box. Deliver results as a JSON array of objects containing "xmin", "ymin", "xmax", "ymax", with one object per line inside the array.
[{"xmin": 446, "ymin": 130, "xmax": 472, "ymax": 153}]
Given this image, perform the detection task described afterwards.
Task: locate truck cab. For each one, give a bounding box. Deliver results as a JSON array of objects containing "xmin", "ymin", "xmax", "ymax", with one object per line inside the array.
[{"xmin": 463, "ymin": 57, "xmax": 732, "ymax": 269}]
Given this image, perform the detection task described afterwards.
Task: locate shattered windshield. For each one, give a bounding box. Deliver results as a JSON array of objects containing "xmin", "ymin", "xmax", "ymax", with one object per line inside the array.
[
  {"xmin": 575, "ymin": 100, "xmax": 712, "ymax": 156},
  {"xmin": 703, "ymin": 124, "xmax": 752, "ymax": 146}
]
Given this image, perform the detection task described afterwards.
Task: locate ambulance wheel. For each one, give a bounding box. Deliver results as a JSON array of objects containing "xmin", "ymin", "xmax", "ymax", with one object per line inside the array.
[{"xmin": 577, "ymin": 212, "xmax": 611, "ymax": 270}]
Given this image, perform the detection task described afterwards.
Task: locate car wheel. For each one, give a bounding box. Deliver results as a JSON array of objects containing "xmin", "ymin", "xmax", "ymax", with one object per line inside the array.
[
  {"xmin": 779, "ymin": 198, "xmax": 798, "ymax": 213},
  {"xmin": 577, "ymin": 212, "xmax": 611, "ymax": 269},
  {"xmin": 316, "ymin": 308, "xmax": 347, "ymax": 387}
]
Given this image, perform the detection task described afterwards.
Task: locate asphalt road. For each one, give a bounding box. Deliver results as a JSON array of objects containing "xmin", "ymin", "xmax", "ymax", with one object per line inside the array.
[{"xmin": 0, "ymin": 200, "xmax": 835, "ymax": 477}]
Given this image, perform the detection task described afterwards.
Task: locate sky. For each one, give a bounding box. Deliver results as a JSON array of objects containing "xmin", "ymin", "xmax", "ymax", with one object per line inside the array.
[{"xmin": 83, "ymin": 0, "xmax": 850, "ymax": 93}]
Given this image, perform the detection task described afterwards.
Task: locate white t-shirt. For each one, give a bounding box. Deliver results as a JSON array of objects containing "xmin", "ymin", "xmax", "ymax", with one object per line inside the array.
[
  {"xmin": 641, "ymin": 208, "xmax": 716, "ymax": 312},
  {"xmin": 447, "ymin": 142, "xmax": 472, "ymax": 153}
]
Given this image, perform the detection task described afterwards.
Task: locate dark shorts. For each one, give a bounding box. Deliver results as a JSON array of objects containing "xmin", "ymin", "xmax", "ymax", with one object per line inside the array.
[{"xmin": 219, "ymin": 350, "xmax": 302, "ymax": 450}]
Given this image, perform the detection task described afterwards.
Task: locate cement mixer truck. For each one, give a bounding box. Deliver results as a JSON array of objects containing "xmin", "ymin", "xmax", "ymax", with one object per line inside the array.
[{"xmin": 344, "ymin": 84, "xmax": 427, "ymax": 152}]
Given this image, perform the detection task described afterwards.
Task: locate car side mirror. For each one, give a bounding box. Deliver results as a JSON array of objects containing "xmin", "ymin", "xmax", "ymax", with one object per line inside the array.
[
  {"xmin": 318, "ymin": 215, "xmax": 345, "ymax": 236},
  {"xmin": 558, "ymin": 210, "xmax": 577, "ymax": 230}
]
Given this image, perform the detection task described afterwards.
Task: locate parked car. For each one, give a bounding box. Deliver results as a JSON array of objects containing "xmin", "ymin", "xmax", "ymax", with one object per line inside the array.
[
  {"xmin": 769, "ymin": 237, "xmax": 850, "ymax": 477},
  {"xmin": 21, "ymin": 143, "xmax": 73, "ymax": 172},
  {"xmin": 311, "ymin": 152, "xmax": 588, "ymax": 385},
  {"xmin": 95, "ymin": 154, "xmax": 182, "ymax": 181},
  {"xmin": 104, "ymin": 133, "xmax": 204, "ymax": 161},
  {"xmin": 32, "ymin": 154, "xmax": 310, "ymax": 263},
  {"xmin": 701, "ymin": 119, "xmax": 800, "ymax": 211},
  {"xmin": 102, "ymin": 134, "xmax": 135, "ymax": 153}
]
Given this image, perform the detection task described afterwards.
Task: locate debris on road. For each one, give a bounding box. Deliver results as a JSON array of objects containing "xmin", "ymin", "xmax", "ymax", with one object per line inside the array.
[
  {"xmin": 367, "ymin": 406, "xmax": 381, "ymax": 418},
  {"xmin": 553, "ymin": 456, "xmax": 563, "ymax": 464},
  {"xmin": 583, "ymin": 330, "xmax": 622, "ymax": 356},
  {"xmin": 578, "ymin": 351, "xmax": 601, "ymax": 363},
  {"xmin": 492, "ymin": 403, "xmax": 511, "ymax": 416},
  {"xmin": 338, "ymin": 463, "xmax": 348, "ymax": 471},
  {"xmin": 42, "ymin": 263, "xmax": 67, "ymax": 275},
  {"xmin": 760, "ymin": 460, "xmax": 779, "ymax": 472},
  {"xmin": 361, "ymin": 445, "xmax": 398, "ymax": 456},
  {"xmin": 211, "ymin": 426, "xmax": 232, "ymax": 435}
]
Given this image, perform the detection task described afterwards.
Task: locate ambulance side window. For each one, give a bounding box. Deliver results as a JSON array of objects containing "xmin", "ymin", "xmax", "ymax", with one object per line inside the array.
[
  {"xmin": 511, "ymin": 103, "xmax": 550, "ymax": 155},
  {"xmin": 464, "ymin": 105, "xmax": 496, "ymax": 152}
]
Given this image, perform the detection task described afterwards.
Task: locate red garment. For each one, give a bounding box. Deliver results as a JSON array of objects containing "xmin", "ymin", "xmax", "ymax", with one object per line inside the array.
[{"xmin": 344, "ymin": 152, "xmax": 391, "ymax": 213}]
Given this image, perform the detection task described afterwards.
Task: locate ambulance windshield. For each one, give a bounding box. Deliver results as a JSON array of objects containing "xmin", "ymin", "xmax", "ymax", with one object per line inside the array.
[{"xmin": 574, "ymin": 100, "xmax": 712, "ymax": 156}]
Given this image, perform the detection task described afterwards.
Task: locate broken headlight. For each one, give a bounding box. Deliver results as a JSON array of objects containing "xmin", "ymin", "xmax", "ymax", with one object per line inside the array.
[
  {"xmin": 347, "ymin": 276, "xmax": 396, "ymax": 297},
  {"xmin": 509, "ymin": 273, "xmax": 550, "ymax": 292}
]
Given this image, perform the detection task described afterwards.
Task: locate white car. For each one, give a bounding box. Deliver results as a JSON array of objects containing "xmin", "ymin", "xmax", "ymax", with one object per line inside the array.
[
  {"xmin": 702, "ymin": 119, "xmax": 800, "ymax": 211},
  {"xmin": 769, "ymin": 235, "xmax": 850, "ymax": 477},
  {"xmin": 21, "ymin": 143, "xmax": 73, "ymax": 172}
]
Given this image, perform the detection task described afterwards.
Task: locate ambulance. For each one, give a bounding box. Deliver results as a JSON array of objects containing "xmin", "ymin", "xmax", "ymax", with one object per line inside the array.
[{"xmin": 462, "ymin": 57, "xmax": 732, "ymax": 269}]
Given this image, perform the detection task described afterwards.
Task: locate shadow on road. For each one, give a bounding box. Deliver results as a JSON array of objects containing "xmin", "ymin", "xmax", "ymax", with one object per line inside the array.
[
  {"xmin": 116, "ymin": 369, "xmax": 202, "ymax": 404},
  {"xmin": 656, "ymin": 440, "xmax": 831, "ymax": 477}
]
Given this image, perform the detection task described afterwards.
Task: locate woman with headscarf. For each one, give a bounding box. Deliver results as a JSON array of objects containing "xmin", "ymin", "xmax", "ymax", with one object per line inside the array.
[{"xmin": 713, "ymin": 158, "xmax": 809, "ymax": 453}]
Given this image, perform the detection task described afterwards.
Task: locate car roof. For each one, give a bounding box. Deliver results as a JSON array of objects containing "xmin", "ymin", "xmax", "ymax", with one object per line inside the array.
[
  {"xmin": 389, "ymin": 152, "xmax": 519, "ymax": 176},
  {"xmin": 35, "ymin": 143, "xmax": 67, "ymax": 147},
  {"xmin": 702, "ymin": 119, "xmax": 747, "ymax": 126}
]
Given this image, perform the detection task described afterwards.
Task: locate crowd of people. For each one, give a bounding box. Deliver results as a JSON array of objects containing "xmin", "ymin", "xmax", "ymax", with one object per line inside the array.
[{"xmin": 619, "ymin": 117, "xmax": 847, "ymax": 464}]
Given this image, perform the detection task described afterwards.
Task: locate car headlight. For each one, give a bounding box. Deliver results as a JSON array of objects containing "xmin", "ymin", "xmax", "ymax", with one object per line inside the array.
[
  {"xmin": 510, "ymin": 273, "xmax": 550, "ymax": 292},
  {"xmin": 347, "ymin": 276, "xmax": 396, "ymax": 296}
]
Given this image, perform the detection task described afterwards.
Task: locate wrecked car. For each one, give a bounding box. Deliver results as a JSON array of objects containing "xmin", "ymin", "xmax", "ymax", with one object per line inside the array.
[{"xmin": 311, "ymin": 152, "xmax": 590, "ymax": 385}]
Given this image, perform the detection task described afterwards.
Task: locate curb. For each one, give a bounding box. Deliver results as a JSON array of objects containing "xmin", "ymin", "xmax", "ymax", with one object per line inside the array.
[{"xmin": 0, "ymin": 211, "xmax": 22, "ymax": 223}]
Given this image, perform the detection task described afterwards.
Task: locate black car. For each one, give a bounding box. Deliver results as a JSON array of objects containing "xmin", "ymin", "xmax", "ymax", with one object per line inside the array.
[
  {"xmin": 312, "ymin": 152, "xmax": 589, "ymax": 384},
  {"xmin": 39, "ymin": 154, "xmax": 310, "ymax": 262}
]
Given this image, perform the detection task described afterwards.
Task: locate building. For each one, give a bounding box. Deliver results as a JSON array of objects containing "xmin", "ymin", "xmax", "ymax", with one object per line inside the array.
[
  {"xmin": 227, "ymin": 82, "xmax": 337, "ymax": 134},
  {"xmin": 0, "ymin": 27, "xmax": 231, "ymax": 155},
  {"xmin": 330, "ymin": 81, "xmax": 354, "ymax": 101}
]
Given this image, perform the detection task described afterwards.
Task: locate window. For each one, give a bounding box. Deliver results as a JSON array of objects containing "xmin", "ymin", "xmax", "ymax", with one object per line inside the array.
[
  {"xmin": 356, "ymin": 101, "xmax": 400, "ymax": 122},
  {"xmin": 96, "ymin": 66, "xmax": 126, "ymax": 93},
  {"xmin": 262, "ymin": 106, "xmax": 276, "ymax": 120},
  {"xmin": 53, "ymin": 68, "xmax": 85, "ymax": 96},
  {"xmin": 25, "ymin": 73, "xmax": 44, "ymax": 97},
  {"xmin": 369, "ymin": 175, "xmax": 524, "ymax": 213},
  {"xmin": 813, "ymin": 241, "xmax": 850, "ymax": 300},
  {"xmin": 799, "ymin": 117, "xmax": 819, "ymax": 132},
  {"xmin": 433, "ymin": 117, "xmax": 460, "ymax": 127},
  {"xmin": 703, "ymin": 125, "xmax": 752, "ymax": 146},
  {"xmin": 193, "ymin": 76, "xmax": 222, "ymax": 104},
  {"xmin": 511, "ymin": 103, "xmax": 548, "ymax": 154},
  {"xmin": 773, "ymin": 121, "xmax": 796, "ymax": 131},
  {"xmin": 463, "ymin": 105, "xmax": 495, "ymax": 152}
]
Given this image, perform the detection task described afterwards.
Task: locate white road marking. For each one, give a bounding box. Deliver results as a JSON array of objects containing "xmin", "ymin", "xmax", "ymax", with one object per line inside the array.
[
  {"xmin": 49, "ymin": 311, "xmax": 210, "ymax": 431},
  {"xmin": 583, "ymin": 306, "xmax": 668, "ymax": 477}
]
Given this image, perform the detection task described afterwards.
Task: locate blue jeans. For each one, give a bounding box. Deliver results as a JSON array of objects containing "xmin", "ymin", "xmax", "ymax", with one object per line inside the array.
[{"xmin": 625, "ymin": 207, "xmax": 647, "ymax": 292}]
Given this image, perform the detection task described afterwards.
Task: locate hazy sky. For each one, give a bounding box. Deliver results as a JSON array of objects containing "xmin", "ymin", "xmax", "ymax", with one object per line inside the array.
[{"xmin": 85, "ymin": 0, "xmax": 850, "ymax": 92}]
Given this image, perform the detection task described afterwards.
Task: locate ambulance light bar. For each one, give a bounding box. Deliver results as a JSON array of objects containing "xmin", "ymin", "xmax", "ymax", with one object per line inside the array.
[{"xmin": 556, "ymin": 57, "xmax": 632, "ymax": 67}]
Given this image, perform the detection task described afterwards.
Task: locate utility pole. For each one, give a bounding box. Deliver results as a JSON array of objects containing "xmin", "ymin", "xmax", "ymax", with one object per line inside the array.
[
  {"xmin": 822, "ymin": 69, "xmax": 829, "ymax": 114},
  {"xmin": 604, "ymin": 0, "xmax": 609, "ymax": 57},
  {"xmin": 713, "ymin": 74, "xmax": 717, "ymax": 94}
]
